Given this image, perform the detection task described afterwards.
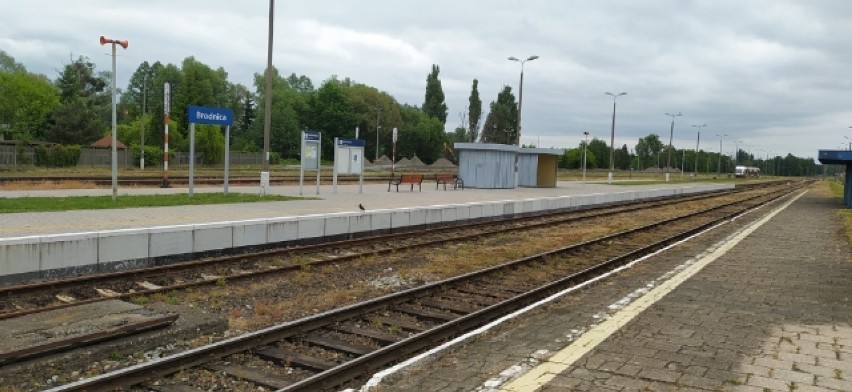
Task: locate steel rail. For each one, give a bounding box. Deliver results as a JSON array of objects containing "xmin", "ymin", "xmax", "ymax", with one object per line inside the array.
[
  {"xmin": 0, "ymin": 186, "xmax": 750, "ymax": 321},
  {"xmin": 43, "ymin": 186, "xmax": 801, "ymax": 391}
]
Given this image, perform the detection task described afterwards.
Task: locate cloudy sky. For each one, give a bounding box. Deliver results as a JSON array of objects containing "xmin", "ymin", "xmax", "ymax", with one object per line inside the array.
[{"xmin": 3, "ymin": 1, "xmax": 852, "ymax": 160}]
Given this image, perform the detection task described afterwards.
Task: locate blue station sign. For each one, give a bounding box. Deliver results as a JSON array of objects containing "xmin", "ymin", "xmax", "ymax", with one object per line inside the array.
[
  {"xmin": 304, "ymin": 132, "xmax": 320, "ymax": 141},
  {"xmin": 337, "ymin": 138, "xmax": 365, "ymax": 147},
  {"xmin": 188, "ymin": 105, "xmax": 234, "ymax": 126}
]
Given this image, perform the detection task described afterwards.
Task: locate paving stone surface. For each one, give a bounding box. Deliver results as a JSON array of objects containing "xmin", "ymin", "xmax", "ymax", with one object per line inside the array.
[{"xmin": 373, "ymin": 184, "xmax": 851, "ymax": 391}]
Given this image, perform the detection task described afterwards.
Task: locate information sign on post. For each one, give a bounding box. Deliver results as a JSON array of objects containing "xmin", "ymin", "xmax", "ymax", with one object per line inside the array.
[
  {"xmin": 300, "ymin": 131, "xmax": 321, "ymax": 195},
  {"xmin": 333, "ymin": 138, "xmax": 366, "ymax": 193},
  {"xmin": 187, "ymin": 105, "xmax": 234, "ymax": 196}
]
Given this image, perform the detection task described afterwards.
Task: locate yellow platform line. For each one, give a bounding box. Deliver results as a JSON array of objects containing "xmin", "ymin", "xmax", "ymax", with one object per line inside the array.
[{"xmin": 498, "ymin": 191, "xmax": 805, "ymax": 392}]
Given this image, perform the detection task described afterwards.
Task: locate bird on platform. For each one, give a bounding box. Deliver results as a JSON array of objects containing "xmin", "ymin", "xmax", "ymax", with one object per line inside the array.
[{"xmin": 358, "ymin": 203, "xmax": 366, "ymax": 212}]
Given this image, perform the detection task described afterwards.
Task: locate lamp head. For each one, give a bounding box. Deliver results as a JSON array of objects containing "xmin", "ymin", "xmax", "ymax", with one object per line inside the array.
[
  {"xmin": 508, "ymin": 56, "xmax": 519, "ymax": 61},
  {"xmin": 527, "ymin": 55, "xmax": 539, "ymax": 61}
]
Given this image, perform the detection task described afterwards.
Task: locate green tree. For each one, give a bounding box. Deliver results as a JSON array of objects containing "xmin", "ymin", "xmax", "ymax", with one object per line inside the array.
[
  {"xmin": 246, "ymin": 67, "xmax": 309, "ymax": 158},
  {"xmin": 195, "ymin": 124, "xmax": 225, "ymax": 164},
  {"xmin": 45, "ymin": 99, "xmax": 107, "ymax": 144},
  {"xmin": 0, "ymin": 54, "xmax": 59, "ymax": 140},
  {"xmin": 467, "ymin": 79, "xmax": 482, "ymax": 142},
  {"xmin": 119, "ymin": 61, "xmax": 153, "ymax": 120},
  {"xmin": 45, "ymin": 56, "xmax": 110, "ymax": 144},
  {"xmin": 634, "ymin": 134, "xmax": 664, "ymax": 170},
  {"xmin": 480, "ymin": 86, "xmax": 518, "ymax": 144},
  {"xmin": 234, "ymin": 85, "xmax": 255, "ymax": 138},
  {"xmin": 343, "ymin": 82, "xmax": 402, "ymax": 161},
  {"xmin": 397, "ymin": 104, "xmax": 446, "ymax": 163},
  {"xmin": 559, "ymin": 145, "xmax": 597, "ymax": 170},
  {"xmin": 146, "ymin": 61, "xmax": 184, "ymax": 150},
  {"xmin": 615, "ymin": 144, "xmax": 631, "ymax": 170},
  {"xmin": 286, "ymin": 73, "xmax": 315, "ymax": 93},
  {"xmin": 423, "ymin": 64, "xmax": 448, "ymax": 125},
  {"xmin": 0, "ymin": 50, "xmax": 26, "ymax": 73},
  {"xmin": 449, "ymin": 127, "xmax": 467, "ymax": 143},
  {"xmin": 307, "ymin": 77, "xmax": 355, "ymax": 158},
  {"xmin": 586, "ymin": 138, "xmax": 609, "ymax": 169}
]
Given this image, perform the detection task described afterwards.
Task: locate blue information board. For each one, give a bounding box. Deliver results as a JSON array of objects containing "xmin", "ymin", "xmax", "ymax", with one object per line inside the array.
[
  {"xmin": 305, "ymin": 132, "xmax": 320, "ymax": 141},
  {"xmin": 337, "ymin": 138, "xmax": 365, "ymax": 147},
  {"xmin": 188, "ymin": 105, "xmax": 234, "ymax": 126}
]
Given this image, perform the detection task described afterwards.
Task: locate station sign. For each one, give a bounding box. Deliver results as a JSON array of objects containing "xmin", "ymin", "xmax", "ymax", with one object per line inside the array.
[
  {"xmin": 187, "ymin": 105, "xmax": 234, "ymax": 126},
  {"xmin": 337, "ymin": 138, "xmax": 365, "ymax": 147},
  {"xmin": 305, "ymin": 132, "xmax": 320, "ymax": 141}
]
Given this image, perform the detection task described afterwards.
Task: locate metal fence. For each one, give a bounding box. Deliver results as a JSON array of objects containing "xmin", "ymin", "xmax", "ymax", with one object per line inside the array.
[{"xmin": 0, "ymin": 144, "xmax": 265, "ymax": 169}]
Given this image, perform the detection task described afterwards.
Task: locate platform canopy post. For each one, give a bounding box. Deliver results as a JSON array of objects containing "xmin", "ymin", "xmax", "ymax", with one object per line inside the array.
[{"xmin": 818, "ymin": 149, "xmax": 852, "ymax": 208}]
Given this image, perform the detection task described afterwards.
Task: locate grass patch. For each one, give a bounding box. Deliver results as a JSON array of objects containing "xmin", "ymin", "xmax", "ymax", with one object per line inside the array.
[
  {"xmin": 0, "ymin": 192, "xmax": 313, "ymax": 213},
  {"xmin": 827, "ymin": 181, "xmax": 852, "ymax": 245}
]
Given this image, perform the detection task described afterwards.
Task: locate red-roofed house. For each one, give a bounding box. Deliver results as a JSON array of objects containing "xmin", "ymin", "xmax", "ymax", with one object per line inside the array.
[{"xmin": 90, "ymin": 135, "xmax": 127, "ymax": 149}]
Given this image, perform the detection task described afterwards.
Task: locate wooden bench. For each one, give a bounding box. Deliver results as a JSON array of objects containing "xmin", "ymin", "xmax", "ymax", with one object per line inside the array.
[
  {"xmin": 435, "ymin": 173, "xmax": 464, "ymax": 190},
  {"xmin": 388, "ymin": 174, "xmax": 423, "ymax": 192}
]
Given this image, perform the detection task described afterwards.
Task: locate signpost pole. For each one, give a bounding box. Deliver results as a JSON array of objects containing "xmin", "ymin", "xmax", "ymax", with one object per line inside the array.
[
  {"xmin": 185, "ymin": 105, "xmax": 234, "ymax": 196},
  {"xmin": 333, "ymin": 137, "xmax": 339, "ymax": 194},
  {"xmin": 224, "ymin": 125, "xmax": 230, "ymax": 196},
  {"xmin": 316, "ymin": 132, "xmax": 321, "ymax": 195},
  {"xmin": 299, "ymin": 131, "xmax": 305, "ymax": 196},
  {"xmin": 189, "ymin": 123, "xmax": 195, "ymax": 197}
]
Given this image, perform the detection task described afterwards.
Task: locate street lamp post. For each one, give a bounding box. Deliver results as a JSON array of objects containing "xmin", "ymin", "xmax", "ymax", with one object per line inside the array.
[
  {"xmin": 508, "ymin": 55, "xmax": 538, "ymax": 187},
  {"xmin": 691, "ymin": 124, "xmax": 706, "ymax": 178},
  {"xmin": 716, "ymin": 134, "xmax": 728, "ymax": 176},
  {"xmin": 582, "ymin": 130, "xmax": 590, "ymax": 183},
  {"xmin": 664, "ymin": 112, "xmax": 682, "ymax": 182},
  {"xmin": 260, "ymin": 0, "xmax": 274, "ymax": 195},
  {"xmin": 508, "ymin": 55, "xmax": 538, "ymax": 147},
  {"xmin": 605, "ymin": 92, "xmax": 627, "ymax": 184},
  {"xmin": 99, "ymin": 35, "xmax": 128, "ymax": 202}
]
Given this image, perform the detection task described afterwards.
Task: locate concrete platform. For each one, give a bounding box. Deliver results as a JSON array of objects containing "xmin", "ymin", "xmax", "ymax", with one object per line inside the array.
[
  {"xmin": 0, "ymin": 181, "xmax": 733, "ymax": 283},
  {"xmin": 369, "ymin": 185, "xmax": 852, "ymax": 391}
]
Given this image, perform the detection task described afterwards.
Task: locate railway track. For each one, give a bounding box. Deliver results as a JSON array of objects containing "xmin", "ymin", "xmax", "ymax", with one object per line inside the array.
[
  {"xmin": 40, "ymin": 183, "xmax": 802, "ymax": 391},
  {"xmin": 0, "ymin": 183, "xmax": 777, "ymax": 323}
]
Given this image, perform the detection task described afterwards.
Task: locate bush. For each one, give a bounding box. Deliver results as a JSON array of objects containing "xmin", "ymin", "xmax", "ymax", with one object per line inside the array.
[
  {"xmin": 35, "ymin": 145, "xmax": 81, "ymax": 167},
  {"xmin": 131, "ymin": 144, "xmax": 164, "ymax": 167}
]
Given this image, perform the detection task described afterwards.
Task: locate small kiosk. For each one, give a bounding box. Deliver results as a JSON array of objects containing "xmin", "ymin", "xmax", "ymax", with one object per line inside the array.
[
  {"xmin": 818, "ymin": 149, "xmax": 852, "ymax": 208},
  {"xmin": 455, "ymin": 143, "xmax": 517, "ymax": 189},
  {"xmin": 454, "ymin": 143, "xmax": 564, "ymax": 189},
  {"xmin": 518, "ymin": 148, "xmax": 563, "ymax": 188}
]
